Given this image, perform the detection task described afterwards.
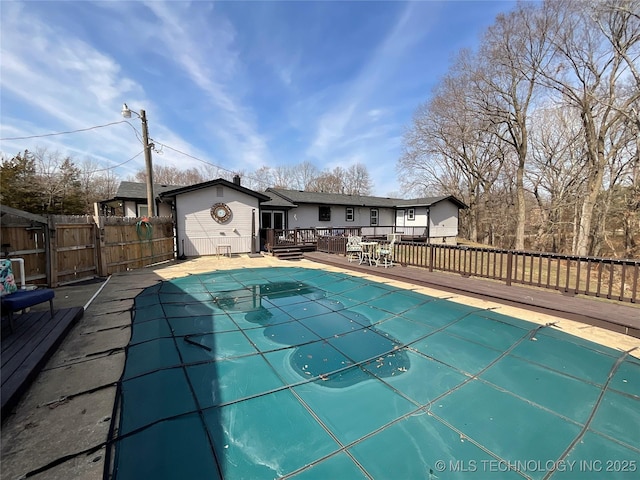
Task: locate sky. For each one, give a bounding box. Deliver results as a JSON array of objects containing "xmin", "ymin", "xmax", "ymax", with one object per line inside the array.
[{"xmin": 0, "ymin": 0, "xmax": 516, "ymax": 197}]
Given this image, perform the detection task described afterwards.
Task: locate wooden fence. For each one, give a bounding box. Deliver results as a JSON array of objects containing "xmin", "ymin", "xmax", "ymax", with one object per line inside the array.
[
  {"xmin": 317, "ymin": 237, "xmax": 640, "ymax": 304},
  {"xmin": 97, "ymin": 216, "xmax": 175, "ymax": 275},
  {"xmin": 1, "ymin": 212, "xmax": 175, "ymax": 287}
]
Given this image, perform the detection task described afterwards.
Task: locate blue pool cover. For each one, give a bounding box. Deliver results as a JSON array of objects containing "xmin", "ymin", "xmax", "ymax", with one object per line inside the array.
[{"xmin": 108, "ymin": 267, "xmax": 640, "ymax": 479}]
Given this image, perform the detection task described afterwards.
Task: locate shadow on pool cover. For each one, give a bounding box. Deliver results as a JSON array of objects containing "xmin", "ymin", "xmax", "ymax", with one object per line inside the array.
[{"xmin": 216, "ymin": 281, "xmax": 410, "ymax": 388}]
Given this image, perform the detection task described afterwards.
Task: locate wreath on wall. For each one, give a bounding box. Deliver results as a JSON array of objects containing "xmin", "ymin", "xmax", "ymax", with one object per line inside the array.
[{"xmin": 210, "ymin": 203, "xmax": 232, "ymax": 223}]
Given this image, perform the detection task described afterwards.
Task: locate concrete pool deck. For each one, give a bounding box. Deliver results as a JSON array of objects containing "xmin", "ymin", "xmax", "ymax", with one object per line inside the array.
[{"xmin": 1, "ymin": 254, "xmax": 638, "ymax": 479}]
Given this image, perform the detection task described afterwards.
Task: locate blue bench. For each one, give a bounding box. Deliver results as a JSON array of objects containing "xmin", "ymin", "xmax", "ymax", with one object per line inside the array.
[{"xmin": 1, "ymin": 289, "xmax": 55, "ymax": 332}]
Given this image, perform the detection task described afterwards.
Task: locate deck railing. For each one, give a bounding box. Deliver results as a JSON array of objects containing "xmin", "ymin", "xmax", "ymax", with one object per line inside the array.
[
  {"xmin": 317, "ymin": 237, "xmax": 639, "ymax": 303},
  {"xmin": 267, "ymin": 228, "xmax": 362, "ymax": 249}
]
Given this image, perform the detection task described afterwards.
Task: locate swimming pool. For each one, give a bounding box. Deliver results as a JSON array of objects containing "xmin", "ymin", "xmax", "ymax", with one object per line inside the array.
[{"xmin": 110, "ymin": 266, "xmax": 640, "ymax": 479}]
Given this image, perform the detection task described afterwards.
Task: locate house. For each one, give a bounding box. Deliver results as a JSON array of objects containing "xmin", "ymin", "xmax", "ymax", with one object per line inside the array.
[
  {"xmin": 159, "ymin": 177, "xmax": 270, "ymax": 257},
  {"xmin": 99, "ymin": 178, "xmax": 466, "ymax": 256},
  {"xmin": 263, "ymin": 188, "xmax": 467, "ymax": 244},
  {"xmin": 98, "ymin": 181, "xmax": 181, "ymax": 217}
]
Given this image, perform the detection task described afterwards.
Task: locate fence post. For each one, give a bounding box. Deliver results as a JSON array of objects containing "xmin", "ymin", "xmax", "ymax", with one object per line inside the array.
[
  {"xmin": 47, "ymin": 216, "xmax": 59, "ymax": 287},
  {"xmin": 94, "ymin": 215, "xmax": 108, "ymax": 277},
  {"xmin": 506, "ymin": 251, "xmax": 513, "ymax": 286},
  {"xmin": 429, "ymin": 245, "xmax": 434, "ymax": 272}
]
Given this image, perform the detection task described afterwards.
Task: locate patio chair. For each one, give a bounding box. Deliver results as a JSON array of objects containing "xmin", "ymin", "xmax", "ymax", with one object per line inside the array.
[
  {"xmin": 1, "ymin": 259, "xmax": 54, "ymax": 333},
  {"xmin": 377, "ymin": 238, "xmax": 396, "ymax": 268},
  {"xmin": 346, "ymin": 235, "xmax": 363, "ymax": 263}
]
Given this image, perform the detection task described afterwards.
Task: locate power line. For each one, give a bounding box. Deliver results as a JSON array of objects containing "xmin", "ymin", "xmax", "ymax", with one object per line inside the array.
[
  {"xmin": 151, "ymin": 140, "xmax": 232, "ymax": 172},
  {"xmin": 0, "ymin": 119, "xmax": 271, "ymax": 187},
  {"xmin": 0, "ymin": 120, "xmax": 131, "ymax": 141},
  {"xmin": 150, "ymin": 139, "xmax": 270, "ymax": 189},
  {"xmin": 92, "ymin": 150, "xmax": 144, "ymax": 173}
]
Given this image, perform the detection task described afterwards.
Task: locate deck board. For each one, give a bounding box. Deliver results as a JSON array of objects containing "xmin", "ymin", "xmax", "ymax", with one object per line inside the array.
[
  {"xmin": 1, "ymin": 307, "xmax": 84, "ymax": 421},
  {"xmin": 304, "ymin": 251, "xmax": 640, "ymax": 338}
]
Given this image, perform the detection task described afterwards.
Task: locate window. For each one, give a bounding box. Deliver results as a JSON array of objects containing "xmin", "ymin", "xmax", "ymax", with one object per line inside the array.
[
  {"xmin": 319, "ymin": 206, "xmax": 331, "ymax": 221},
  {"xmin": 261, "ymin": 211, "xmax": 285, "ymax": 230},
  {"xmin": 346, "ymin": 207, "xmax": 354, "ymax": 222},
  {"xmin": 138, "ymin": 205, "xmax": 149, "ymax": 217},
  {"xmin": 273, "ymin": 211, "xmax": 284, "ymax": 230},
  {"xmin": 370, "ymin": 208, "xmax": 378, "ymax": 226},
  {"xmin": 407, "ymin": 208, "xmax": 415, "ymax": 221},
  {"xmin": 261, "ymin": 212, "xmax": 272, "ymax": 229}
]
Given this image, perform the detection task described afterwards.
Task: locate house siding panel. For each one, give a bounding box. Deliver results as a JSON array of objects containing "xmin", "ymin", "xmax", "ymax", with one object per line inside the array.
[
  {"xmin": 122, "ymin": 200, "xmax": 171, "ymax": 217},
  {"xmin": 176, "ymin": 187, "xmax": 259, "ymax": 256},
  {"xmin": 430, "ymin": 202, "xmax": 459, "ymax": 239},
  {"xmin": 286, "ymin": 205, "xmax": 397, "ymax": 228}
]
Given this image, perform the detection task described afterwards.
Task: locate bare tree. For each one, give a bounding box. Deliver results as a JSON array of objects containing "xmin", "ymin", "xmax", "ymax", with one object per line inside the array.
[
  {"xmin": 302, "ymin": 164, "xmax": 373, "ymax": 195},
  {"xmin": 79, "ymin": 158, "xmax": 120, "ymax": 213},
  {"xmin": 131, "ymin": 165, "xmax": 213, "ymax": 186},
  {"xmin": 399, "ymin": 68, "xmax": 505, "ymax": 243},
  {"xmin": 527, "ymin": 106, "xmax": 585, "ymax": 252},
  {"xmin": 291, "ymin": 161, "xmax": 320, "ymax": 190},
  {"xmin": 307, "ymin": 167, "xmax": 345, "ymax": 193},
  {"xmin": 344, "ymin": 163, "xmax": 372, "ymax": 195},
  {"xmin": 469, "ymin": 2, "xmax": 553, "ymax": 249},
  {"xmin": 538, "ymin": 0, "xmax": 640, "ymax": 255}
]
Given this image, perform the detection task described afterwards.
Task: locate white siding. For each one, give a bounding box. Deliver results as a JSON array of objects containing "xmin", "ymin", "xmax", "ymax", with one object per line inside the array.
[
  {"xmin": 286, "ymin": 205, "xmax": 396, "ymax": 228},
  {"xmin": 393, "ymin": 207, "xmax": 428, "ymax": 237},
  {"xmin": 124, "ymin": 201, "xmax": 137, "ymax": 217},
  {"xmin": 176, "ymin": 186, "xmax": 259, "ymax": 256},
  {"xmin": 123, "ymin": 201, "xmax": 171, "ymax": 217},
  {"xmin": 430, "ymin": 201, "xmax": 459, "ymax": 238},
  {"xmin": 411, "ymin": 207, "xmax": 429, "ymax": 227},
  {"xmin": 377, "ymin": 208, "xmax": 395, "ymax": 225}
]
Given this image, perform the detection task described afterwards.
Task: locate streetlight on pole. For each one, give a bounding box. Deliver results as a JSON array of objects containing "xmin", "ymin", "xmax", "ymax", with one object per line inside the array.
[{"xmin": 121, "ymin": 103, "xmax": 155, "ymax": 217}]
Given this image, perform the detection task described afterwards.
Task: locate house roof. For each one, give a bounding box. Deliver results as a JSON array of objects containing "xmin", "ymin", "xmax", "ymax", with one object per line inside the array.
[
  {"xmin": 0, "ymin": 205, "xmax": 48, "ymax": 224},
  {"xmin": 112, "ymin": 181, "xmax": 183, "ymax": 201},
  {"xmin": 260, "ymin": 193, "xmax": 297, "ymax": 208},
  {"xmin": 395, "ymin": 195, "xmax": 468, "ymax": 209},
  {"xmin": 267, "ymin": 188, "xmax": 399, "ymax": 207},
  {"xmin": 159, "ymin": 178, "xmax": 270, "ymax": 201},
  {"xmin": 266, "ymin": 188, "xmax": 467, "ymax": 209},
  {"xmin": 104, "ymin": 182, "xmax": 466, "ymax": 209}
]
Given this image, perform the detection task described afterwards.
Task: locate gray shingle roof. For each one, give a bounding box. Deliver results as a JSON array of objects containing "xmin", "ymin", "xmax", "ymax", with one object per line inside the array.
[
  {"xmin": 260, "ymin": 194, "xmax": 297, "ymax": 208},
  {"xmin": 114, "ymin": 181, "xmax": 183, "ymax": 200},
  {"xmin": 395, "ymin": 196, "xmax": 468, "ymax": 209},
  {"xmin": 267, "ymin": 188, "xmax": 400, "ymax": 207},
  {"xmin": 158, "ymin": 178, "xmax": 270, "ymax": 201},
  {"xmin": 110, "ymin": 182, "xmax": 466, "ymax": 209},
  {"xmin": 267, "ymin": 189, "xmax": 467, "ymax": 209}
]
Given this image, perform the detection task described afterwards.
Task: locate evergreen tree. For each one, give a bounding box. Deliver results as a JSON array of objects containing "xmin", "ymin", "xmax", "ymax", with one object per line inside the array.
[{"xmin": 0, "ymin": 150, "xmax": 41, "ymax": 212}]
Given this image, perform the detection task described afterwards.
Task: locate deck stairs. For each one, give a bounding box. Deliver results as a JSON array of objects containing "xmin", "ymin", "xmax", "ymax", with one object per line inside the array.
[{"xmin": 272, "ymin": 246, "xmax": 304, "ymax": 260}]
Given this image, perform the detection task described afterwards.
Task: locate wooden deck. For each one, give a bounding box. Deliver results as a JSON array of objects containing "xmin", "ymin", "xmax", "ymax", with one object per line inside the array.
[
  {"xmin": 1, "ymin": 306, "xmax": 84, "ymax": 421},
  {"xmin": 304, "ymin": 251, "xmax": 640, "ymax": 339}
]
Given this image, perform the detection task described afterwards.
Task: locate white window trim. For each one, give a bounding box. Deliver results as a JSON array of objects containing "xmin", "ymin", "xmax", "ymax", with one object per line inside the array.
[
  {"xmin": 346, "ymin": 207, "xmax": 354, "ymax": 222},
  {"xmin": 407, "ymin": 208, "xmax": 415, "ymax": 221},
  {"xmin": 370, "ymin": 208, "xmax": 379, "ymax": 226}
]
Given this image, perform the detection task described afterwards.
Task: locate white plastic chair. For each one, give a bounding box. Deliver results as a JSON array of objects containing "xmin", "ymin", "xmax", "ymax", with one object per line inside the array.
[{"xmin": 377, "ymin": 238, "xmax": 396, "ymax": 268}]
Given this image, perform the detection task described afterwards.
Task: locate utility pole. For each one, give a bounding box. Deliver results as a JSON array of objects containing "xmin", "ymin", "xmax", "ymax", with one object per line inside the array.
[
  {"xmin": 140, "ymin": 109, "xmax": 155, "ymax": 217},
  {"xmin": 122, "ymin": 103, "xmax": 155, "ymax": 217}
]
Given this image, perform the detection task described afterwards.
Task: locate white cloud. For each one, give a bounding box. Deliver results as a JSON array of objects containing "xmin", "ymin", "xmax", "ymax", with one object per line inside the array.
[
  {"xmin": 305, "ymin": 2, "xmax": 431, "ymax": 154},
  {"xmin": 142, "ymin": 2, "xmax": 270, "ymax": 171},
  {"xmin": 0, "ymin": 2, "xmax": 148, "ymax": 174}
]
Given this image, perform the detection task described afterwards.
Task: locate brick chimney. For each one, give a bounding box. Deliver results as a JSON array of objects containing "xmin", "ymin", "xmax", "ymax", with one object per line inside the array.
[{"xmin": 233, "ymin": 174, "xmax": 241, "ymax": 186}]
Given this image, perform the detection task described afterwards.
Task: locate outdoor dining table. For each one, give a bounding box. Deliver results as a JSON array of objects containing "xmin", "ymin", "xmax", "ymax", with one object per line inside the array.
[{"xmin": 359, "ymin": 241, "xmax": 379, "ymax": 266}]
